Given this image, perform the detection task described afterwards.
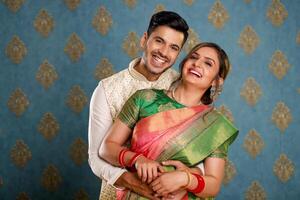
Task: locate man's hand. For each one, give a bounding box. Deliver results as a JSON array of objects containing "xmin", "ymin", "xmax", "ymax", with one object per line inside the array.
[{"xmin": 115, "ymin": 171, "xmax": 159, "ymax": 200}]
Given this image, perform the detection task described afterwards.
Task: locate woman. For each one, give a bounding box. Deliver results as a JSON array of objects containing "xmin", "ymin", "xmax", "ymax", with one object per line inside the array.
[{"xmin": 100, "ymin": 42, "xmax": 238, "ymax": 199}]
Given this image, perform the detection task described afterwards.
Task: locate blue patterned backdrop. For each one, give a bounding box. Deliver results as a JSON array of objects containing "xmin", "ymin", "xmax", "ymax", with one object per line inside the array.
[{"xmin": 0, "ymin": 0, "xmax": 299, "ymax": 199}]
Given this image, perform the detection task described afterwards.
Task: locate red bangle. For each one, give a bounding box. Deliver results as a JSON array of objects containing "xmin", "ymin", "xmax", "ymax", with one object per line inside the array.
[
  {"xmin": 118, "ymin": 149, "xmax": 129, "ymax": 168},
  {"xmin": 128, "ymin": 153, "xmax": 143, "ymax": 167},
  {"xmin": 187, "ymin": 173, "xmax": 205, "ymax": 194}
]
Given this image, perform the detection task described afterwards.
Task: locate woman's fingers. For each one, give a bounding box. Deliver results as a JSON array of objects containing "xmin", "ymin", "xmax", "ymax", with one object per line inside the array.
[
  {"xmin": 142, "ymin": 165, "xmax": 148, "ymax": 182},
  {"xmin": 162, "ymin": 160, "xmax": 184, "ymax": 169}
]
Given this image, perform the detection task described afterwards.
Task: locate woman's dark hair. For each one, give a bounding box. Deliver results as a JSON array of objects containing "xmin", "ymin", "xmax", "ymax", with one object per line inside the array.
[
  {"xmin": 147, "ymin": 11, "xmax": 189, "ymax": 46},
  {"xmin": 175, "ymin": 42, "xmax": 231, "ymax": 105}
]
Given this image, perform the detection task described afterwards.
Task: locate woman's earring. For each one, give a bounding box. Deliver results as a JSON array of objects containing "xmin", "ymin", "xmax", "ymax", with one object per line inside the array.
[{"xmin": 210, "ymin": 85, "xmax": 223, "ymax": 101}]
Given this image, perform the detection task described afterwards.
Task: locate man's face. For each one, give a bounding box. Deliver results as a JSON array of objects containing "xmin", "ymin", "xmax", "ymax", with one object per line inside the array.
[{"xmin": 141, "ymin": 25, "xmax": 184, "ymax": 76}]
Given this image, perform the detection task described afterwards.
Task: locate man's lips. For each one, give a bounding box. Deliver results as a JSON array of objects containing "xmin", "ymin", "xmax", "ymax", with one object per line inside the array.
[{"xmin": 152, "ymin": 53, "xmax": 168, "ymax": 64}]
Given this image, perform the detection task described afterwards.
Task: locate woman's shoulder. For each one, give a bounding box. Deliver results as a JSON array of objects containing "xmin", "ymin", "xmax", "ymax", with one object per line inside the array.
[
  {"xmin": 131, "ymin": 89, "xmax": 161, "ymax": 101},
  {"xmin": 134, "ymin": 89, "xmax": 162, "ymax": 96}
]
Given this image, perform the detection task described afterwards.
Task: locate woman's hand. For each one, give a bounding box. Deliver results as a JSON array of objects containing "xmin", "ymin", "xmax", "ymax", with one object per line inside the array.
[
  {"xmin": 150, "ymin": 170, "xmax": 188, "ymax": 197},
  {"xmin": 135, "ymin": 155, "xmax": 164, "ymax": 183},
  {"xmin": 162, "ymin": 160, "xmax": 189, "ymax": 171},
  {"xmin": 162, "ymin": 160, "xmax": 203, "ymax": 175}
]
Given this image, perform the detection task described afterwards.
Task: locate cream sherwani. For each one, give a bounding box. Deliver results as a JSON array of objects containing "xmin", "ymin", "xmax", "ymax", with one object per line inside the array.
[{"xmin": 88, "ymin": 58, "xmax": 178, "ymax": 199}]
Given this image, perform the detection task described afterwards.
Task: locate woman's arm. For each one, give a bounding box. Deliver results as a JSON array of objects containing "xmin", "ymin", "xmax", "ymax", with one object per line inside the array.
[
  {"xmin": 99, "ymin": 119, "xmax": 163, "ymax": 183},
  {"xmin": 191, "ymin": 157, "xmax": 225, "ymax": 197},
  {"xmin": 99, "ymin": 119, "xmax": 132, "ymax": 166},
  {"xmin": 151, "ymin": 157, "xmax": 225, "ymax": 198}
]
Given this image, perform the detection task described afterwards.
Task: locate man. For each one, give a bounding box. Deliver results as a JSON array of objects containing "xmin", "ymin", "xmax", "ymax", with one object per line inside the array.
[{"xmin": 88, "ymin": 11, "xmax": 190, "ymax": 199}]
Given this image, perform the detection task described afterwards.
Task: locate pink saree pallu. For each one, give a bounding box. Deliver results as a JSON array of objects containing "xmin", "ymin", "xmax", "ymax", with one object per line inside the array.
[{"xmin": 118, "ymin": 105, "xmax": 238, "ymax": 200}]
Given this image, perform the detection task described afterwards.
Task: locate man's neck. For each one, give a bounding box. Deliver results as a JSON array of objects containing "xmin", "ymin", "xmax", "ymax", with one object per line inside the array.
[{"xmin": 133, "ymin": 59, "xmax": 160, "ymax": 82}]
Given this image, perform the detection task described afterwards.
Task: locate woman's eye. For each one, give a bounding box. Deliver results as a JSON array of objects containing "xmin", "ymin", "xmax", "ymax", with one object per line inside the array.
[
  {"xmin": 205, "ymin": 62, "xmax": 212, "ymax": 67},
  {"xmin": 190, "ymin": 55, "xmax": 197, "ymax": 59}
]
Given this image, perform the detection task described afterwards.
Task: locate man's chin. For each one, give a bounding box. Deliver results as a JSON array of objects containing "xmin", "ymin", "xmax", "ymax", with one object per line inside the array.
[{"xmin": 148, "ymin": 66, "xmax": 171, "ymax": 75}]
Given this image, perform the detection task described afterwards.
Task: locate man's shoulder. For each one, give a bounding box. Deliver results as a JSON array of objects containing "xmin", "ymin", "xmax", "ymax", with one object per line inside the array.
[
  {"xmin": 102, "ymin": 68, "xmax": 129, "ymax": 82},
  {"xmin": 161, "ymin": 68, "xmax": 179, "ymax": 81}
]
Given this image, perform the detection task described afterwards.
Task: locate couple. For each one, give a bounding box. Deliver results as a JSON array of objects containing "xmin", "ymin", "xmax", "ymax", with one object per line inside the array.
[{"xmin": 88, "ymin": 11, "xmax": 238, "ymax": 200}]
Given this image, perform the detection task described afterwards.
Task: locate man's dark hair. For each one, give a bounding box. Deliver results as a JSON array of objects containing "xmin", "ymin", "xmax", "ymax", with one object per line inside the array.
[{"xmin": 147, "ymin": 11, "xmax": 189, "ymax": 46}]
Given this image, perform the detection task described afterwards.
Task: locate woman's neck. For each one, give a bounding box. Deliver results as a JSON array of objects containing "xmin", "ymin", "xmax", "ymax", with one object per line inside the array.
[{"xmin": 173, "ymin": 83, "xmax": 206, "ymax": 106}]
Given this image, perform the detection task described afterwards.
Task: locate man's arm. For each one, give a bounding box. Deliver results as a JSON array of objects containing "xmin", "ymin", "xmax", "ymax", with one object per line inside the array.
[
  {"xmin": 88, "ymin": 82, "xmax": 126, "ymax": 185},
  {"xmin": 88, "ymin": 82, "xmax": 157, "ymax": 199}
]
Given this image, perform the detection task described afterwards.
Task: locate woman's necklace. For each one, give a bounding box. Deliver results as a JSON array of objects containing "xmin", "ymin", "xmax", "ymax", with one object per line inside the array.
[{"xmin": 171, "ymin": 86, "xmax": 202, "ymax": 105}]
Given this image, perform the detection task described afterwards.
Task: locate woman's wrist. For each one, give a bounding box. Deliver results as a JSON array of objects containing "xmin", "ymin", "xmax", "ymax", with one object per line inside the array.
[
  {"xmin": 180, "ymin": 169, "xmax": 192, "ymax": 188},
  {"xmin": 187, "ymin": 173, "xmax": 205, "ymax": 194}
]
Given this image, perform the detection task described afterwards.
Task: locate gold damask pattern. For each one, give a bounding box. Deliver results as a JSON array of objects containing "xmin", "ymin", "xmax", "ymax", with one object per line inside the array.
[
  {"xmin": 74, "ymin": 188, "xmax": 89, "ymax": 200},
  {"xmin": 223, "ymin": 158, "xmax": 236, "ymax": 185},
  {"xmin": 10, "ymin": 140, "xmax": 32, "ymax": 168},
  {"xmin": 245, "ymin": 181, "xmax": 267, "ymax": 200},
  {"xmin": 41, "ymin": 165, "xmax": 62, "ymax": 191},
  {"xmin": 184, "ymin": 28, "xmax": 200, "ymax": 53},
  {"xmin": 37, "ymin": 112, "xmax": 60, "ymax": 141},
  {"xmin": 124, "ymin": 0, "xmax": 136, "ymax": 8},
  {"xmin": 297, "ymin": 31, "xmax": 300, "ymax": 44},
  {"xmin": 217, "ymin": 104, "xmax": 234, "ymax": 123},
  {"xmin": 271, "ymin": 102, "xmax": 292, "ymax": 132},
  {"xmin": 34, "ymin": 9, "xmax": 54, "ymax": 37},
  {"xmin": 154, "ymin": 4, "xmax": 165, "ymax": 13},
  {"xmin": 208, "ymin": 0, "xmax": 229, "ymax": 29},
  {"xmin": 266, "ymin": 0, "xmax": 288, "ymax": 27},
  {"xmin": 122, "ymin": 32, "xmax": 140, "ymax": 59},
  {"xmin": 100, "ymin": 183, "xmax": 117, "ymax": 200},
  {"xmin": 5, "ymin": 36, "xmax": 27, "ymax": 64},
  {"xmin": 243, "ymin": 129, "xmax": 264, "ymax": 159},
  {"xmin": 36, "ymin": 60, "xmax": 58, "ymax": 89},
  {"xmin": 141, "ymin": 90, "xmax": 156, "ymax": 102},
  {"xmin": 92, "ymin": 6, "xmax": 113, "ymax": 36},
  {"xmin": 69, "ymin": 137, "xmax": 87, "ymax": 166},
  {"xmin": 3, "ymin": 0, "xmax": 25, "ymax": 12},
  {"xmin": 16, "ymin": 192, "xmax": 30, "ymax": 200},
  {"xmin": 64, "ymin": 33, "xmax": 85, "ymax": 62},
  {"xmin": 64, "ymin": 0, "xmax": 81, "ymax": 11},
  {"xmin": 269, "ymin": 50, "xmax": 290, "ymax": 80},
  {"xmin": 240, "ymin": 77, "xmax": 262, "ymax": 106},
  {"xmin": 94, "ymin": 58, "xmax": 114, "ymax": 81},
  {"xmin": 66, "ymin": 85, "xmax": 88, "ymax": 113},
  {"xmin": 158, "ymin": 102, "xmax": 176, "ymax": 113},
  {"xmin": 273, "ymin": 154, "xmax": 294, "ymax": 182},
  {"xmin": 238, "ymin": 25, "xmax": 260, "ymax": 54},
  {"xmin": 7, "ymin": 88, "xmax": 29, "ymax": 117},
  {"xmin": 184, "ymin": 0, "xmax": 194, "ymax": 6}
]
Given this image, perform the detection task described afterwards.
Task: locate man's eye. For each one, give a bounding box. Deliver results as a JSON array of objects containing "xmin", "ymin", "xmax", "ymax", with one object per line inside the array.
[{"xmin": 171, "ymin": 46, "xmax": 179, "ymax": 51}]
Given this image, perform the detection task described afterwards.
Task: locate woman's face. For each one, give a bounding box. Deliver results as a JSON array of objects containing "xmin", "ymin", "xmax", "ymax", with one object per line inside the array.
[{"xmin": 182, "ymin": 46, "xmax": 221, "ymax": 89}]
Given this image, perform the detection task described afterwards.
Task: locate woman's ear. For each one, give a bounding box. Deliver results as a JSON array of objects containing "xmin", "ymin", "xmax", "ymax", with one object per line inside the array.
[
  {"xmin": 140, "ymin": 32, "xmax": 148, "ymax": 49},
  {"xmin": 212, "ymin": 76, "xmax": 224, "ymax": 87}
]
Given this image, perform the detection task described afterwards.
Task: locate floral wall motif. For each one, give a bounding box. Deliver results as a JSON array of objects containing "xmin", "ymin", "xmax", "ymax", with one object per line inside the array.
[{"xmin": 0, "ymin": 0, "xmax": 299, "ymax": 199}]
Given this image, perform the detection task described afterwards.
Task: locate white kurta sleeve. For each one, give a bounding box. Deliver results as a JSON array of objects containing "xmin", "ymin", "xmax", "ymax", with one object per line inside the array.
[{"xmin": 88, "ymin": 82, "xmax": 126, "ymax": 186}]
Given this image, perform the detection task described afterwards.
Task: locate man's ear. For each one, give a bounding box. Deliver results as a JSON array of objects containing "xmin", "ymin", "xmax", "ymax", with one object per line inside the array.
[
  {"xmin": 140, "ymin": 32, "xmax": 148, "ymax": 49},
  {"xmin": 212, "ymin": 76, "xmax": 224, "ymax": 87}
]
